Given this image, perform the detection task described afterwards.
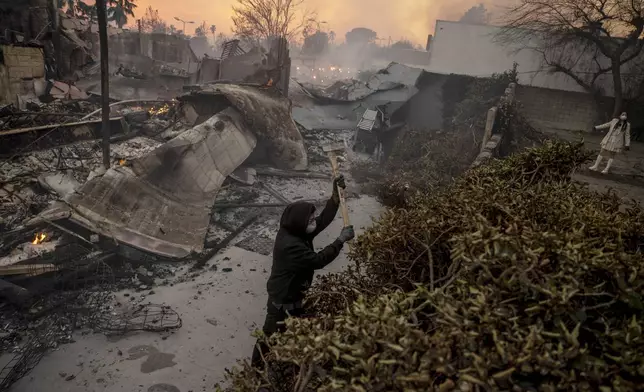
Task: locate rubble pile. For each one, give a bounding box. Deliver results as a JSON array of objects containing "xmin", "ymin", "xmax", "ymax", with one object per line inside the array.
[
  {"xmin": 0, "ymin": 97, "xmax": 192, "ymax": 390},
  {"xmin": 226, "ymin": 141, "xmax": 644, "ymax": 391},
  {"xmin": 352, "ymin": 69, "xmax": 542, "ymax": 208}
]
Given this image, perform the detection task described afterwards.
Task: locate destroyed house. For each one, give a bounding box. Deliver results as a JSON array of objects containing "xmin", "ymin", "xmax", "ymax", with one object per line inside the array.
[
  {"xmin": 107, "ymin": 31, "xmax": 199, "ymax": 68},
  {"xmin": 32, "ymin": 84, "xmax": 307, "ymax": 261}
]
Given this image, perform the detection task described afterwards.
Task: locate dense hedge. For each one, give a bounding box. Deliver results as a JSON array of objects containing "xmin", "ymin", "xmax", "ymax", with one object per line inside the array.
[{"xmin": 225, "ymin": 140, "xmax": 644, "ymax": 391}]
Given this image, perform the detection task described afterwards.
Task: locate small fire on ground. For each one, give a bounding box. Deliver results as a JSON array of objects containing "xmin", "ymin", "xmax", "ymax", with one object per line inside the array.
[
  {"xmin": 149, "ymin": 104, "xmax": 170, "ymax": 116},
  {"xmin": 32, "ymin": 233, "xmax": 47, "ymax": 245}
]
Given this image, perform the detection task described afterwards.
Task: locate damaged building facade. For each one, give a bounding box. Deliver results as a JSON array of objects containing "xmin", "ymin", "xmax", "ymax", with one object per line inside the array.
[{"xmin": 0, "ymin": 0, "xmax": 293, "ymax": 105}]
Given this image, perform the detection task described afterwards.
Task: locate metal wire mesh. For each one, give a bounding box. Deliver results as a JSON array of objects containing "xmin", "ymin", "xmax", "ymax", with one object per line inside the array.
[
  {"xmin": 93, "ymin": 304, "xmax": 182, "ymax": 335},
  {"xmin": 0, "ymin": 317, "xmax": 66, "ymax": 392},
  {"xmin": 0, "ymin": 337, "xmax": 47, "ymax": 392}
]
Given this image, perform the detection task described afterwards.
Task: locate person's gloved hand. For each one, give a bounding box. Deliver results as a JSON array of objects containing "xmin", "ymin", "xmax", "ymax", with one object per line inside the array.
[
  {"xmin": 337, "ymin": 225, "xmax": 355, "ymax": 243},
  {"xmin": 332, "ymin": 174, "xmax": 346, "ymax": 203}
]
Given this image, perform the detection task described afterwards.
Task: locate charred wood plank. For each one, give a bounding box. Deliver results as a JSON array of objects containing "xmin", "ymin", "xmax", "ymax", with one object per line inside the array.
[
  {"xmin": 194, "ymin": 214, "xmax": 260, "ymax": 269},
  {"xmin": 258, "ymin": 181, "xmax": 291, "ymax": 204},
  {"xmin": 253, "ymin": 167, "xmax": 329, "ymax": 179},
  {"xmin": 0, "ymin": 278, "xmax": 32, "ymax": 307},
  {"xmin": 0, "ymin": 117, "xmax": 130, "ymax": 155},
  {"xmin": 213, "ymin": 200, "xmax": 323, "ymax": 209}
]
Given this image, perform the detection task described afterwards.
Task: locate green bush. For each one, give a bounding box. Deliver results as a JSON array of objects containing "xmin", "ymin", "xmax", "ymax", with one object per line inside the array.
[{"xmin": 225, "ymin": 141, "xmax": 644, "ymax": 391}]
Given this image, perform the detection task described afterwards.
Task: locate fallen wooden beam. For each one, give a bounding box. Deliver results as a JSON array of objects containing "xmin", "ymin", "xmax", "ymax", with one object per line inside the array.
[
  {"xmin": 0, "ymin": 278, "xmax": 32, "ymax": 307},
  {"xmin": 258, "ymin": 181, "xmax": 291, "ymax": 204},
  {"xmin": 0, "ymin": 117, "xmax": 125, "ymax": 137},
  {"xmin": 194, "ymin": 214, "xmax": 260, "ymax": 269},
  {"xmin": 0, "ymin": 264, "xmax": 59, "ymax": 277},
  {"xmin": 81, "ymin": 99, "xmax": 174, "ymax": 120},
  {"xmin": 214, "ymin": 200, "xmax": 322, "ymax": 209},
  {"xmin": 253, "ymin": 167, "xmax": 329, "ymax": 179},
  {"xmin": 0, "ymin": 117, "xmax": 130, "ymax": 155}
]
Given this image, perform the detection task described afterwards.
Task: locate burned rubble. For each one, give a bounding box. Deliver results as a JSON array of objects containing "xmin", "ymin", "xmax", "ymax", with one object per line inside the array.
[
  {"xmin": 0, "ymin": 8, "xmax": 456, "ymax": 388},
  {"xmin": 0, "ymin": 75, "xmax": 357, "ymax": 390}
]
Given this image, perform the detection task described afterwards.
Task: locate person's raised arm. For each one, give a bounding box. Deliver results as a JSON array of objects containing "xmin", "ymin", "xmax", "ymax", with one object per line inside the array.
[
  {"xmin": 595, "ymin": 121, "xmax": 613, "ymax": 131},
  {"xmin": 284, "ymin": 226, "xmax": 355, "ymax": 271},
  {"xmin": 311, "ymin": 175, "xmax": 346, "ymax": 237}
]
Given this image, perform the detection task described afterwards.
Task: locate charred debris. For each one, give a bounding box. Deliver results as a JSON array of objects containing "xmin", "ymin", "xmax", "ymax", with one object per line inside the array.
[{"xmin": 0, "ymin": 6, "xmax": 459, "ymax": 388}]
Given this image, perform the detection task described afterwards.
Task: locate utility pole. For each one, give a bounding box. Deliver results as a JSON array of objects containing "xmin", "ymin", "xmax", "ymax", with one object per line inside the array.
[
  {"xmin": 96, "ymin": 0, "xmax": 110, "ymax": 169},
  {"xmin": 174, "ymin": 17, "xmax": 195, "ymax": 35}
]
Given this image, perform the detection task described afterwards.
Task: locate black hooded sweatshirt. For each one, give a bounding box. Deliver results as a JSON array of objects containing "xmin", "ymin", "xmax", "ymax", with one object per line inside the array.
[{"xmin": 266, "ymin": 198, "xmax": 343, "ymax": 304}]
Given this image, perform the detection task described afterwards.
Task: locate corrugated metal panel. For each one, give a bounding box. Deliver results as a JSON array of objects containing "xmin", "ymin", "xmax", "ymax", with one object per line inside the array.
[
  {"xmin": 221, "ymin": 39, "xmax": 246, "ymax": 60},
  {"xmin": 357, "ymin": 109, "xmax": 378, "ymax": 131}
]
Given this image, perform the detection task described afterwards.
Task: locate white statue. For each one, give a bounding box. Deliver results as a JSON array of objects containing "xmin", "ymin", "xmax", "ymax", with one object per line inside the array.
[{"xmin": 589, "ymin": 112, "xmax": 631, "ymax": 174}]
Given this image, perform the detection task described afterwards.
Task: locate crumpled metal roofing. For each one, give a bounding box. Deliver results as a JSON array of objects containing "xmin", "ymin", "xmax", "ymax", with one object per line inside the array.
[
  {"xmin": 33, "ymin": 85, "xmax": 308, "ymax": 259},
  {"xmin": 179, "ymin": 84, "xmax": 308, "ymax": 170},
  {"xmin": 35, "ymin": 108, "xmax": 257, "ymax": 259}
]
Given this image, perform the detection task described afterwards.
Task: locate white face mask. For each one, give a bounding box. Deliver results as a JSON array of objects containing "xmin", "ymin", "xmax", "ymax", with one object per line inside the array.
[
  {"xmin": 620, "ymin": 115, "xmax": 627, "ymax": 121},
  {"xmin": 305, "ymin": 221, "xmax": 317, "ymax": 234}
]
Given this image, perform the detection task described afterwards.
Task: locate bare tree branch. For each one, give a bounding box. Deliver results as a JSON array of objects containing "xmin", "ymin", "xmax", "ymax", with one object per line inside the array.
[
  {"xmin": 231, "ymin": 0, "xmax": 317, "ymax": 43},
  {"xmin": 496, "ymin": 0, "xmax": 644, "ymax": 116}
]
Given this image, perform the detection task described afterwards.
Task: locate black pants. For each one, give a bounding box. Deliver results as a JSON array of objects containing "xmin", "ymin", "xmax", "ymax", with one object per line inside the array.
[{"xmin": 251, "ymin": 300, "xmax": 305, "ymax": 368}]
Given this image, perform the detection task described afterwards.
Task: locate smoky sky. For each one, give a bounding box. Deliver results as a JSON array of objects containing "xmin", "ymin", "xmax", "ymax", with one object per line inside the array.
[{"xmin": 132, "ymin": 0, "xmax": 510, "ymax": 44}]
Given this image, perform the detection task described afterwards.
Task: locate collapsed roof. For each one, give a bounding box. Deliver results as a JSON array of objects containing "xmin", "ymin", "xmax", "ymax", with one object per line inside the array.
[
  {"xmin": 32, "ymin": 85, "xmax": 307, "ymax": 259},
  {"xmin": 292, "ymin": 62, "xmax": 427, "ymax": 131}
]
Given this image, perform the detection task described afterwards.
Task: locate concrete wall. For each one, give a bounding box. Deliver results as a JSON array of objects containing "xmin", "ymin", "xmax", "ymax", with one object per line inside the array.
[
  {"xmin": 1, "ymin": 45, "xmax": 45, "ymax": 80},
  {"xmin": 196, "ymin": 58, "xmax": 220, "ymax": 83},
  {"xmin": 375, "ymin": 47, "xmax": 430, "ymax": 66},
  {"xmin": 516, "ymin": 85, "xmax": 597, "ymax": 132},
  {"xmin": 427, "ymin": 20, "xmax": 616, "ymax": 94},
  {"xmin": 107, "ymin": 31, "xmax": 198, "ymax": 67},
  {"xmin": 219, "ymin": 51, "xmax": 264, "ymax": 81}
]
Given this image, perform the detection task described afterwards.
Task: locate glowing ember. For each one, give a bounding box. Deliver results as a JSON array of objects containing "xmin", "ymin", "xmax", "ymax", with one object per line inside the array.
[
  {"xmin": 32, "ymin": 233, "xmax": 47, "ymax": 245},
  {"xmin": 149, "ymin": 104, "xmax": 170, "ymax": 116},
  {"xmin": 119, "ymin": 159, "xmax": 127, "ymax": 166},
  {"xmin": 266, "ymin": 78, "xmax": 274, "ymax": 87}
]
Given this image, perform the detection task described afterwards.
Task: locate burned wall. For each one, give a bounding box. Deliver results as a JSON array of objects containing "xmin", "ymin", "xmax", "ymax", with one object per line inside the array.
[
  {"xmin": 218, "ymin": 38, "xmax": 291, "ymax": 93},
  {"xmin": 220, "ymin": 51, "xmax": 265, "ymax": 82},
  {"xmin": 196, "ymin": 58, "xmax": 220, "ymax": 84},
  {"xmin": 108, "ymin": 32, "xmax": 140, "ymax": 58},
  {"xmin": 107, "ymin": 31, "xmax": 197, "ymax": 69},
  {"xmin": 0, "ymin": 44, "xmax": 45, "ymax": 105}
]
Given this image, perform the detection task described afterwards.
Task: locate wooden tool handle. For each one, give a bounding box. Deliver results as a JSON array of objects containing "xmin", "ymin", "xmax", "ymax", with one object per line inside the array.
[{"xmin": 328, "ymin": 154, "xmax": 351, "ymax": 227}]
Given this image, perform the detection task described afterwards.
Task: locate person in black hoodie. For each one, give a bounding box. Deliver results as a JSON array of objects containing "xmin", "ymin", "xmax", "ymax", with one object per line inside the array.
[{"xmin": 251, "ymin": 175, "xmax": 355, "ymax": 368}]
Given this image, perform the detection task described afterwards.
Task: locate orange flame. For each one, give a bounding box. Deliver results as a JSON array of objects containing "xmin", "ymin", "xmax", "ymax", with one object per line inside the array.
[
  {"xmin": 266, "ymin": 78, "xmax": 274, "ymax": 87},
  {"xmin": 119, "ymin": 159, "xmax": 127, "ymax": 166},
  {"xmin": 32, "ymin": 233, "xmax": 47, "ymax": 245},
  {"xmin": 149, "ymin": 104, "xmax": 170, "ymax": 116}
]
